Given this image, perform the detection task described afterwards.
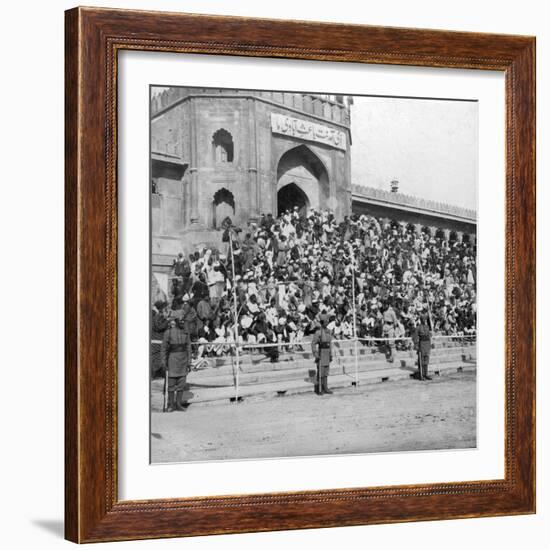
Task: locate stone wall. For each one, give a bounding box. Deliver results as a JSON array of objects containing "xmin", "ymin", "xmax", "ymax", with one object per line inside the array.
[
  {"xmin": 151, "ymin": 90, "xmax": 353, "ymax": 268},
  {"xmin": 353, "ymin": 200, "xmax": 475, "ymax": 236}
]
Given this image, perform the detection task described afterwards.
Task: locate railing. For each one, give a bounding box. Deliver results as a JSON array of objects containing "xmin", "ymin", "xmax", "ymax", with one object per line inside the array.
[
  {"xmin": 352, "ymin": 184, "xmax": 477, "ymax": 222},
  {"xmin": 151, "ymin": 334, "xmax": 476, "ymax": 407}
]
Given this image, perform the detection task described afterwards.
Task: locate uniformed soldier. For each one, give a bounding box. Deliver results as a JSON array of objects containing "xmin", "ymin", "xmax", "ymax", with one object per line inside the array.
[
  {"xmin": 311, "ymin": 314, "xmax": 333, "ymax": 395},
  {"xmin": 382, "ymin": 301, "xmax": 398, "ymax": 363},
  {"xmin": 160, "ymin": 317, "xmax": 192, "ymax": 412},
  {"xmin": 412, "ymin": 313, "xmax": 432, "ymax": 381}
]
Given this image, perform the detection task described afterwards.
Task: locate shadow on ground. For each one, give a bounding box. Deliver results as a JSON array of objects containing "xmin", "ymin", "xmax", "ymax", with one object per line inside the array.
[{"xmin": 31, "ymin": 519, "xmax": 64, "ymax": 538}]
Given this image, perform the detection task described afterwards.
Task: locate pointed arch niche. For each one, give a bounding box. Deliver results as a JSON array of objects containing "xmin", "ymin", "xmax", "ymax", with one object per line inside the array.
[{"xmin": 212, "ymin": 129, "xmax": 234, "ymax": 163}]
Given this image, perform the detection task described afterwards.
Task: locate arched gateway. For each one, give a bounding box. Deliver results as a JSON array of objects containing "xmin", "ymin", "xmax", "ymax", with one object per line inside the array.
[
  {"xmin": 277, "ymin": 183, "xmax": 309, "ymax": 216},
  {"xmin": 276, "ymin": 145, "xmax": 329, "ymax": 216},
  {"xmin": 150, "ymin": 89, "xmax": 352, "ymax": 264}
]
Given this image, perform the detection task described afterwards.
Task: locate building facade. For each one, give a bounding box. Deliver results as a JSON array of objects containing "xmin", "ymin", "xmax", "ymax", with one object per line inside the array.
[
  {"xmin": 151, "ymin": 88, "xmax": 353, "ymax": 271},
  {"xmin": 150, "ymin": 87, "xmax": 477, "ymax": 288}
]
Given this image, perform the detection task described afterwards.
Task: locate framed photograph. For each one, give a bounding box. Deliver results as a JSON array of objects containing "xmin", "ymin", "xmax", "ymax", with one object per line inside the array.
[{"xmin": 65, "ymin": 7, "xmax": 536, "ymax": 543}]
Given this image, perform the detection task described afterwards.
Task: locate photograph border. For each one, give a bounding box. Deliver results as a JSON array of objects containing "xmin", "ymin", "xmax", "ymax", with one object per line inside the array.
[{"xmin": 65, "ymin": 6, "xmax": 535, "ymax": 542}]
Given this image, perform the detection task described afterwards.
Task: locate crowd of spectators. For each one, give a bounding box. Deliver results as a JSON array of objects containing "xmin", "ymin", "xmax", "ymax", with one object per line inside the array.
[{"xmin": 151, "ymin": 208, "xmax": 477, "ymax": 361}]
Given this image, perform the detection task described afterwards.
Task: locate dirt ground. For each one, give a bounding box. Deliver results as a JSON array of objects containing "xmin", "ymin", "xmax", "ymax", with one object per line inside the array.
[{"xmin": 151, "ymin": 371, "xmax": 476, "ymax": 463}]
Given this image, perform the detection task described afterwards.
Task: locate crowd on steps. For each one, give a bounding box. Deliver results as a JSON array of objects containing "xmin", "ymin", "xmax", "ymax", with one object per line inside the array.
[{"xmin": 151, "ymin": 208, "xmax": 476, "ymax": 366}]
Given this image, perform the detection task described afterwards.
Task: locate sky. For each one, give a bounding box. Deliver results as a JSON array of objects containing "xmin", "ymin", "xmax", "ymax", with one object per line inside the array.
[{"xmin": 350, "ymin": 96, "xmax": 478, "ymax": 211}]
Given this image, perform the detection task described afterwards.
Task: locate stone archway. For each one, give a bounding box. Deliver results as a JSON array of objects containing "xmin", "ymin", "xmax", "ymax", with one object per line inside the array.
[
  {"xmin": 276, "ymin": 144, "xmax": 329, "ymax": 215},
  {"xmin": 212, "ymin": 188, "xmax": 235, "ymax": 229},
  {"xmin": 277, "ymin": 182, "xmax": 310, "ymax": 217}
]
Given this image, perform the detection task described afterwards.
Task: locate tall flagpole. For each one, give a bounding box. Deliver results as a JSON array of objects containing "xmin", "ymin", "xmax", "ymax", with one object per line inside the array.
[
  {"xmin": 229, "ymin": 230, "xmax": 240, "ymax": 402},
  {"xmin": 348, "ymin": 242, "xmax": 359, "ymax": 388}
]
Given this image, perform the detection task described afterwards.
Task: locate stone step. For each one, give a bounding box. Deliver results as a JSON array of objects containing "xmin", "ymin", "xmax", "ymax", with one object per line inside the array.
[
  {"xmin": 190, "ymin": 347, "xmax": 476, "ymax": 379},
  {"xmin": 190, "ymin": 352, "xmax": 476, "ymax": 388},
  {"xmin": 151, "ymin": 360, "xmax": 476, "ymax": 409}
]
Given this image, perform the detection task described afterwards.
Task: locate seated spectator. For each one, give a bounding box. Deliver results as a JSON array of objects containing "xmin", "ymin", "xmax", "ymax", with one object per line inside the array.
[{"xmin": 152, "ymin": 208, "xmax": 477, "ymax": 360}]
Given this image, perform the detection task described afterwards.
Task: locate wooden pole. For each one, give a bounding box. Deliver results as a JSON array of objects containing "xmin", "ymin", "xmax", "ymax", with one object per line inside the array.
[
  {"xmin": 229, "ymin": 231, "xmax": 240, "ymax": 402},
  {"xmin": 348, "ymin": 243, "xmax": 359, "ymax": 388}
]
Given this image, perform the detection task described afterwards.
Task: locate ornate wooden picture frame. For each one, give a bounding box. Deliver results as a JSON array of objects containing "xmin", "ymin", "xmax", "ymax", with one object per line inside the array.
[{"xmin": 65, "ymin": 6, "xmax": 535, "ymax": 543}]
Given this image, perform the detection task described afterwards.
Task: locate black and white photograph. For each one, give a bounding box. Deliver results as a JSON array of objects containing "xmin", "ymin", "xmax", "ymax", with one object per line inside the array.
[
  {"xmin": 1, "ymin": 0, "xmax": 544, "ymax": 546},
  {"xmin": 149, "ymin": 85, "xmax": 478, "ymax": 463}
]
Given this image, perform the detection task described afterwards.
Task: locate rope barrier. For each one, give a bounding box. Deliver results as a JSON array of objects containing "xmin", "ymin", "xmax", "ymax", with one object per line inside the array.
[
  {"xmin": 151, "ymin": 334, "xmax": 476, "ymax": 402},
  {"xmin": 151, "ymin": 334, "xmax": 476, "ymax": 346}
]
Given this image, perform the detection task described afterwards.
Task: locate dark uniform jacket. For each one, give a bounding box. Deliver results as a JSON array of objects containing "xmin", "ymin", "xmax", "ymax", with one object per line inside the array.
[
  {"xmin": 412, "ymin": 323, "xmax": 432, "ymax": 356},
  {"xmin": 161, "ymin": 327, "xmax": 192, "ymax": 377},
  {"xmin": 311, "ymin": 328, "xmax": 333, "ymax": 368}
]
